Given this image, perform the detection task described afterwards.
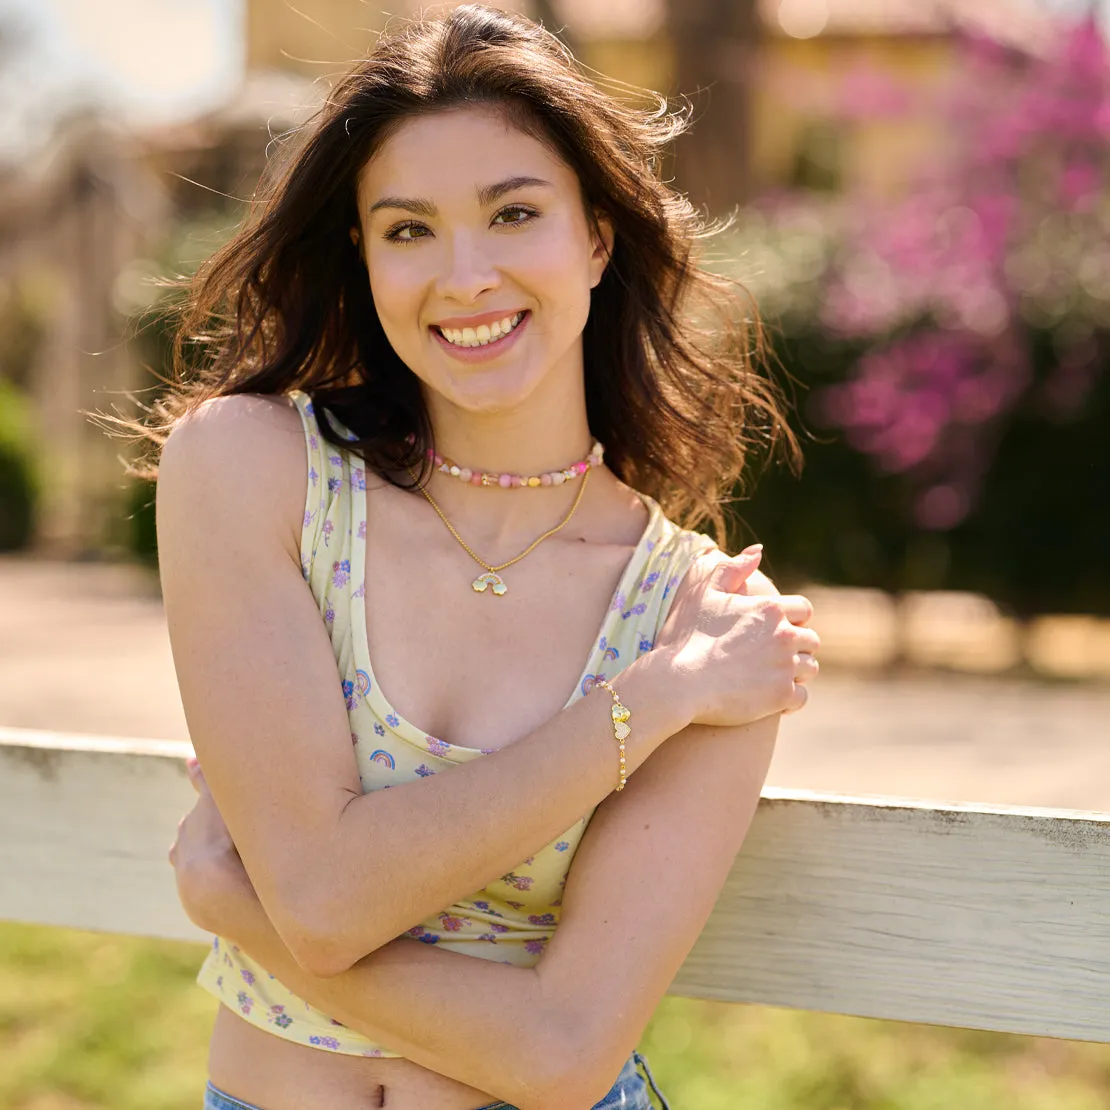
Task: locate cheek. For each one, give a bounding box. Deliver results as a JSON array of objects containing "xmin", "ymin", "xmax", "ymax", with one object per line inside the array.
[{"xmin": 366, "ymin": 255, "xmax": 426, "ymax": 339}]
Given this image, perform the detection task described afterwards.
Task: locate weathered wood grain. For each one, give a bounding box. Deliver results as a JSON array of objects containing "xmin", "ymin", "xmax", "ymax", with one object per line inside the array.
[{"xmin": 3, "ymin": 728, "xmax": 1108, "ymax": 1041}]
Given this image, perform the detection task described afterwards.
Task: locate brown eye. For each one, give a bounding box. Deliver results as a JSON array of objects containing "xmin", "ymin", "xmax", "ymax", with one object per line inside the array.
[
  {"xmin": 384, "ymin": 222, "xmax": 429, "ymax": 243},
  {"xmin": 492, "ymin": 205, "xmax": 537, "ymax": 226}
]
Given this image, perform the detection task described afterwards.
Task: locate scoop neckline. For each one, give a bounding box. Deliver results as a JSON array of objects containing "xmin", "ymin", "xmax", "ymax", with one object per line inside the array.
[{"xmin": 348, "ymin": 470, "xmax": 661, "ymax": 758}]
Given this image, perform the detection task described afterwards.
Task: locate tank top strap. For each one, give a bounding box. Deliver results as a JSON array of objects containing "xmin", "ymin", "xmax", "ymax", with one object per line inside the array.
[
  {"xmin": 577, "ymin": 497, "xmax": 717, "ymax": 700},
  {"xmin": 287, "ymin": 390, "xmax": 367, "ymax": 634}
]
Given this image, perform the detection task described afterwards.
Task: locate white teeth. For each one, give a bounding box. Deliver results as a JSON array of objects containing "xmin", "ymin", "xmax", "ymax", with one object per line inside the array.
[{"xmin": 439, "ymin": 312, "xmax": 523, "ymax": 347}]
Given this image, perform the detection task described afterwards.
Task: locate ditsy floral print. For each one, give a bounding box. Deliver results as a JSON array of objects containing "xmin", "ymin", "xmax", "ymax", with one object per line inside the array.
[{"xmin": 194, "ymin": 390, "xmax": 716, "ymax": 1060}]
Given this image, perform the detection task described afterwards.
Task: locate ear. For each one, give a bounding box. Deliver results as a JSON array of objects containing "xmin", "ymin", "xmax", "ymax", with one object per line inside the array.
[
  {"xmin": 349, "ymin": 227, "xmax": 361, "ymax": 248},
  {"xmin": 588, "ymin": 211, "xmax": 615, "ymax": 289}
]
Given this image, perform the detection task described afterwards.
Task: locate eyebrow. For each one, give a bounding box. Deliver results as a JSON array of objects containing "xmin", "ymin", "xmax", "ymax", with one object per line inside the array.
[{"xmin": 367, "ymin": 175, "xmax": 553, "ymax": 217}]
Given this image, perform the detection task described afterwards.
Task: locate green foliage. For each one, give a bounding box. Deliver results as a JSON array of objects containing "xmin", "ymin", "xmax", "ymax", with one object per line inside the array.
[
  {"xmin": 0, "ymin": 379, "xmax": 39, "ymax": 551},
  {"xmin": 2, "ymin": 922, "xmax": 1110, "ymax": 1109},
  {"xmin": 731, "ymin": 320, "xmax": 1110, "ymax": 616}
]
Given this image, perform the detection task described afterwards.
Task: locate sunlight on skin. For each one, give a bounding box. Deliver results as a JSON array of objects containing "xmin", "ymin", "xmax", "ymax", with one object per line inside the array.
[{"xmin": 354, "ymin": 105, "xmax": 614, "ymax": 477}]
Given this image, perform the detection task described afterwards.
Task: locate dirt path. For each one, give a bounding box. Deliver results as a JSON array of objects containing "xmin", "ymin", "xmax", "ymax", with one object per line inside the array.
[{"xmin": 3, "ymin": 557, "xmax": 1108, "ymax": 812}]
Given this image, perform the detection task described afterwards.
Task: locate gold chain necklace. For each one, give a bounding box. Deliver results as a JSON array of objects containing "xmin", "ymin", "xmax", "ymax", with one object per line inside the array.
[{"xmin": 412, "ymin": 467, "xmax": 590, "ymax": 596}]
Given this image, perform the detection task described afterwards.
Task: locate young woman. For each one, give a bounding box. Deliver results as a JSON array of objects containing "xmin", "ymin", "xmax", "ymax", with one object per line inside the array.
[{"xmin": 152, "ymin": 6, "xmax": 819, "ymax": 1109}]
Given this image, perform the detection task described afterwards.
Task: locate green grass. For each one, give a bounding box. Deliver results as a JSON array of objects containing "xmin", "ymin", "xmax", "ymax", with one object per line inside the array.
[{"xmin": 2, "ymin": 921, "xmax": 1108, "ymax": 1109}]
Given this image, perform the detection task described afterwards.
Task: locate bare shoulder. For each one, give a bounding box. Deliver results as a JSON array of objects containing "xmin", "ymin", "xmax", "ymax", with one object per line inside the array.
[
  {"xmin": 160, "ymin": 392, "xmax": 303, "ymax": 481},
  {"xmin": 157, "ymin": 392, "xmax": 306, "ymax": 553}
]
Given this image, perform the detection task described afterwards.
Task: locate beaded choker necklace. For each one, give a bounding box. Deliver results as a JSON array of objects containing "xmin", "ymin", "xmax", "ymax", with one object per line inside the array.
[{"xmin": 426, "ymin": 441, "xmax": 604, "ymax": 489}]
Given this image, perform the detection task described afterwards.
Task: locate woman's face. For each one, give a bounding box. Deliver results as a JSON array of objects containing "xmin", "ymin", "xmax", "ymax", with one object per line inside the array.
[{"xmin": 355, "ymin": 105, "xmax": 613, "ymax": 417}]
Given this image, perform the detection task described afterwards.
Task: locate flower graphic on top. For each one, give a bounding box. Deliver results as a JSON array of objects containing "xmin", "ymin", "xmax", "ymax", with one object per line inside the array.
[
  {"xmin": 374, "ymin": 722, "xmax": 385, "ymax": 737},
  {"xmin": 501, "ymin": 873, "xmax": 533, "ymax": 892},
  {"xmin": 321, "ymin": 519, "xmax": 334, "ymax": 545},
  {"xmin": 308, "ymin": 465, "xmax": 318, "ymax": 487},
  {"xmin": 351, "ymin": 468, "xmax": 367, "ymax": 491},
  {"xmin": 640, "ymin": 570, "xmax": 660, "ymax": 593},
  {"xmin": 309, "ymin": 1035, "xmax": 341, "ymax": 1050},
  {"xmin": 240, "ymin": 969, "xmax": 255, "ymax": 986},
  {"xmin": 328, "ymin": 455, "xmax": 342, "ymax": 467},
  {"xmin": 414, "ymin": 764, "xmax": 435, "ymax": 777},
  {"xmin": 662, "ymin": 573, "xmax": 680, "ymax": 600},
  {"xmin": 426, "ymin": 736, "xmax": 451, "ymax": 758},
  {"xmin": 385, "ymin": 713, "xmax": 400, "ymax": 728},
  {"xmin": 554, "ymin": 841, "xmax": 570, "ymax": 852},
  {"xmin": 332, "ymin": 559, "xmax": 350, "ymax": 588},
  {"xmin": 327, "ymin": 476, "xmax": 342, "ymax": 493},
  {"xmin": 525, "ymin": 939, "xmax": 548, "ymax": 955},
  {"xmin": 528, "ymin": 913, "xmax": 556, "ymax": 927},
  {"xmin": 357, "ymin": 519, "xmax": 367, "ymax": 539},
  {"xmin": 342, "ymin": 679, "xmax": 355, "ymax": 709},
  {"xmin": 621, "ymin": 602, "xmax": 647, "ymax": 620},
  {"xmin": 639, "ymin": 637, "xmax": 653, "ymax": 654},
  {"xmin": 439, "ymin": 914, "xmax": 466, "ymax": 931}
]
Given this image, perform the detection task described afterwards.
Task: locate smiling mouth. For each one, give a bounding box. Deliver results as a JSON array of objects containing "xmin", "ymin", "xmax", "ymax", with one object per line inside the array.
[{"xmin": 432, "ymin": 311, "xmax": 527, "ymax": 349}]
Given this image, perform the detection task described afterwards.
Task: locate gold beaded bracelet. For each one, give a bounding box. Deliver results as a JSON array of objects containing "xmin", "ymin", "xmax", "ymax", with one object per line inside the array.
[{"xmin": 594, "ymin": 678, "xmax": 631, "ymax": 791}]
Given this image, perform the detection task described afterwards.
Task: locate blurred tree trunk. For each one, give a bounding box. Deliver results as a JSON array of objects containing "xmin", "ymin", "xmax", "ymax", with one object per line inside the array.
[{"xmin": 666, "ymin": 0, "xmax": 760, "ymax": 215}]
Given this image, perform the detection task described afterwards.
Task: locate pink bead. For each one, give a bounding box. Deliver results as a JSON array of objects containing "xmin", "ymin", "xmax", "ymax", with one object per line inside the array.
[
  {"xmin": 511, "ymin": 475, "xmax": 524, "ymax": 487},
  {"xmin": 471, "ymin": 473, "xmax": 483, "ymax": 486},
  {"xmin": 541, "ymin": 473, "xmax": 553, "ymax": 486},
  {"xmin": 575, "ymin": 461, "xmax": 587, "ymax": 474},
  {"xmin": 459, "ymin": 468, "xmax": 472, "ymax": 483},
  {"xmin": 499, "ymin": 473, "xmax": 513, "ymax": 488},
  {"xmin": 434, "ymin": 453, "xmax": 444, "ymax": 467}
]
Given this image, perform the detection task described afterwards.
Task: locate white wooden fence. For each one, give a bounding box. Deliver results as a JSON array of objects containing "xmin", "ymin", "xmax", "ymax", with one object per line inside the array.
[{"xmin": 2, "ymin": 726, "xmax": 1108, "ymax": 1043}]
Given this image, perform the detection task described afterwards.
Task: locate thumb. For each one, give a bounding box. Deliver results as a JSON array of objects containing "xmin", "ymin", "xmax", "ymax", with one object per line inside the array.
[{"xmin": 713, "ymin": 545, "xmax": 762, "ymax": 594}]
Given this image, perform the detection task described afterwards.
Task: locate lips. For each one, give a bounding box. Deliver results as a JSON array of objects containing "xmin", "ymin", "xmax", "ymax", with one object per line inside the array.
[
  {"xmin": 430, "ymin": 309, "xmax": 531, "ymax": 361},
  {"xmin": 433, "ymin": 311, "xmax": 527, "ymax": 348}
]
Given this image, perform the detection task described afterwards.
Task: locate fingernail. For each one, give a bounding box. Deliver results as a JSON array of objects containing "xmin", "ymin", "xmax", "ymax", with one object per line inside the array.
[{"xmin": 741, "ymin": 544, "xmax": 763, "ymax": 556}]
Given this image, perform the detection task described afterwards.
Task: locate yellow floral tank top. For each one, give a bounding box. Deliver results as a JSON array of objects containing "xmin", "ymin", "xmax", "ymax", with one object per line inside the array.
[{"xmin": 195, "ymin": 389, "xmax": 717, "ymax": 1057}]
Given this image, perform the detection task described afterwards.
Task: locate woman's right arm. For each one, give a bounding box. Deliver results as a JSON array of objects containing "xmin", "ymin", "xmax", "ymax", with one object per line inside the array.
[{"xmin": 158, "ymin": 395, "xmax": 808, "ymax": 978}]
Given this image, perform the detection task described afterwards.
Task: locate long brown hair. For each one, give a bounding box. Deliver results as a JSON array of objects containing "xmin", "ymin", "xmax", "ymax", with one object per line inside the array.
[{"xmin": 125, "ymin": 3, "xmax": 798, "ymax": 540}]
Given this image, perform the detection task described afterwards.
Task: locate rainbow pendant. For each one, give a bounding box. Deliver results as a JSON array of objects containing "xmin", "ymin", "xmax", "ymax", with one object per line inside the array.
[{"xmin": 472, "ymin": 571, "xmax": 508, "ymax": 596}]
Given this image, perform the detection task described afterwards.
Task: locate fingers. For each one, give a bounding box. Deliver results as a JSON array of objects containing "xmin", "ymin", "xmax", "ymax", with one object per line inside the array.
[
  {"xmin": 712, "ymin": 545, "xmax": 763, "ymax": 594},
  {"xmin": 186, "ymin": 756, "xmax": 207, "ymax": 794},
  {"xmin": 783, "ymin": 681, "xmax": 809, "ymax": 714},
  {"xmin": 793, "ymin": 626, "xmax": 821, "ymax": 655},
  {"xmin": 794, "ymin": 651, "xmax": 820, "ymax": 684},
  {"xmin": 778, "ymin": 594, "xmax": 814, "ymax": 626}
]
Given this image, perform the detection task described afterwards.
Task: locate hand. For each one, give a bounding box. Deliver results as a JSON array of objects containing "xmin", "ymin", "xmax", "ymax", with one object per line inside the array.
[
  {"xmin": 169, "ymin": 756, "xmax": 248, "ymax": 932},
  {"xmin": 653, "ymin": 545, "xmax": 820, "ymax": 728}
]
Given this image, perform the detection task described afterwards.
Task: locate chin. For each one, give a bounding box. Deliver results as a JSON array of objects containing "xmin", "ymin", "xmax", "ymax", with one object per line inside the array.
[{"xmin": 435, "ymin": 362, "xmax": 549, "ymax": 416}]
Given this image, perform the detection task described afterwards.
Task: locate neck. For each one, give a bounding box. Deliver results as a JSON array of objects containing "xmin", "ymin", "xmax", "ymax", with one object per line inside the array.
[{"xmin": 416, "ymin": 366, "xmax": 604, "ymax": 549}]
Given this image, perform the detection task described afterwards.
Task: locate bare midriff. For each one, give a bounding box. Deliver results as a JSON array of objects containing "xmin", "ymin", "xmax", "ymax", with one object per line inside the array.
[{"xmin": 208, "ymin": 1006, "xmax": 501, "ymax": 1110}]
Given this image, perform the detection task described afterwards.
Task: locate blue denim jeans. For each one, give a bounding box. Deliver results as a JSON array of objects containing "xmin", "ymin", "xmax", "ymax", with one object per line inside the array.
[{"xmin": 203, "ymin": 1050, "xmax": 670, "ymax": 1110}]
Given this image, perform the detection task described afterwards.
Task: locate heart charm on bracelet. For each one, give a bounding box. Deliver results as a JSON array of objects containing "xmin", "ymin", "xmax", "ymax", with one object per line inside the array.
[
  {"xmin": 611, "ymin": 705, "xmax": 631, "ymax": 724},
  {"xmin": 614, "ymin": 721, "xmax": 631, "ymax": 740}
]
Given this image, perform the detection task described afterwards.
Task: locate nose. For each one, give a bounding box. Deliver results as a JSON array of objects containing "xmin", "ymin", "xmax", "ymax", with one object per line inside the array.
[{"xmin": 434, "ymin": 230, "xmax": 500, "ymax": 304}]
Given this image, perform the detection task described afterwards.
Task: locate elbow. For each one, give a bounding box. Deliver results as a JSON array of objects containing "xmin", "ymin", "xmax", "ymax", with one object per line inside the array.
[
  {"xmin": 515, "ymin": 1011, "xmax": 630, "ymax": 1110},
  {"xmin": 270, "ymin": 879, "xmax": 373, "ymax": 979},
  {"xmin": 285, "ymin": 931, "xmax": 357, "ymax": 980}
]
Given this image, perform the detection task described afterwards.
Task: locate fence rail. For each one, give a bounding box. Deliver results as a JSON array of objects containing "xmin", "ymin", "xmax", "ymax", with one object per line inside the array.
[{"xmin": 3, "ymin": 726, "xmax": 1108, "ymax": 1043}]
